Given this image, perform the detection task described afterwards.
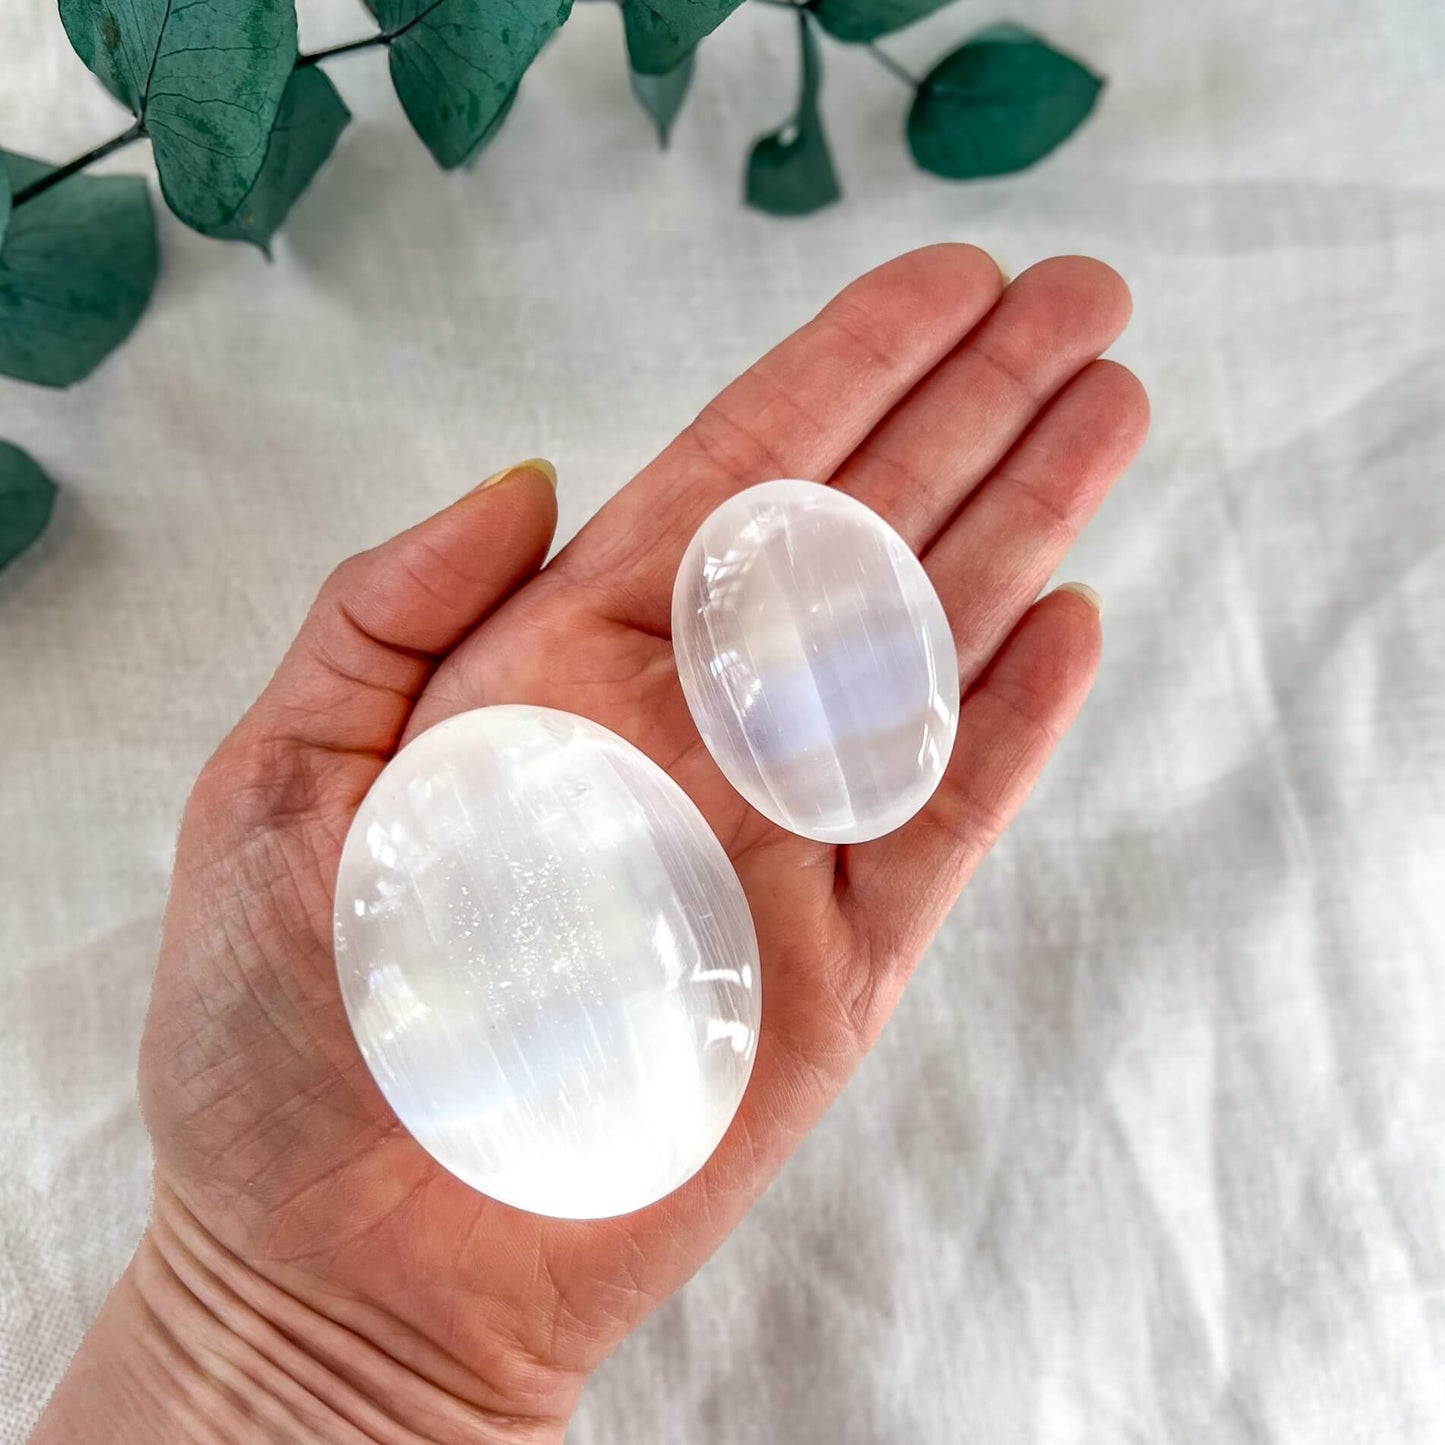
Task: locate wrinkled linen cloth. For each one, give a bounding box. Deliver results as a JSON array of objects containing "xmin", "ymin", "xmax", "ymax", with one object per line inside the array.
[{"xmin": 2, "ymin": 0, "xmax": 1442, "ymax": 1438}]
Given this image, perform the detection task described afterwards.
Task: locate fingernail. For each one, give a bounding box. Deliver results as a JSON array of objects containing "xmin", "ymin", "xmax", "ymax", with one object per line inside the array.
[
  {"xmin": 984, "ymin": 250, "xmax": 1012, "ymax": 285},
  {"xmin": 1055, "ymin": 581, "xmax": 1102, "ymax": 616},
  {"xmin": 475, "ymin": 457, "xmax": 557, "ymax": 493}
]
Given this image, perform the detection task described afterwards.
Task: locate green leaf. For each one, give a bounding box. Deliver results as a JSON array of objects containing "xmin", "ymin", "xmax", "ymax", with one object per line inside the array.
[
  {"xmin": 58, "ymin": 0, "xmax": 298, "ymax": 230},
  {"xmin": 465, "ymin": 82, "xmax": 520, "ymax": 169},
  {"xmin": 745, "ymin": 14, "xmax": 840, "ymax": 217},
  {"xmin": 907, "ymin": 25, "xmax": 1104, "ymax": 180},
  {"xmin": 364, "ymin": 0, "xmax": 572, "ymax": 170},
  {"xmin": 810, "ymin": 0, "xmax": 956, "ymax": 45},
  {"xmin": 622, "ymin": 0, "xmax": 740, "ymax": 76},
  {"xmin": 0, "ymin": 162, "xmax": 11, "ymax": 251},
  {"xmin": 0, "ymin": 440, "xmax": 58, "ymax": 575},
  {"xmin": 0, "ymin": 151, "xmax": 158, "ymax": 388},
  {"xmin": 629, "ymin": 50, "xmax": 694, "ymax": 147},
  {"xmin": 200, "ymin": 67, "xmax": 351, "ymax": 251}
]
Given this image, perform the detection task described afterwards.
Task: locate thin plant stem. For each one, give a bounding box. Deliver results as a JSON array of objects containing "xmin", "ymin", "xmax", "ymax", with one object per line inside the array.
[
  {"xmin": 864, "ymin": 42, "xmax": 920, "ymax": 89},
  {"xmin": 295, "ymin": 33, "xmax": 387, "ymax": 68},
  {"xmin": 300, "ymin": 0, "xmax": 447, "ymax": 63},
  {"xmin": 11, "ymin": 122, "xmax": 144, "ymax": 206}
]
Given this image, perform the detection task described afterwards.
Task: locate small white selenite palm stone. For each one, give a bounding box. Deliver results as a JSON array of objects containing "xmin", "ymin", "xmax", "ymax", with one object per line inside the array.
[
  {"xmin": 333, "ymin": 705, "xmax": 760, "ymax": 1220},
  {"xmin": 673, "ymin": 480, "xmax": 959, "ymax": 845}
]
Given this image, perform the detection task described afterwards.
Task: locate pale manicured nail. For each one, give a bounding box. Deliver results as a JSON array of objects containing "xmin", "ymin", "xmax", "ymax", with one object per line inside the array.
[
  {"xmin": 475, "ymin": 457, "xmax": 558, "ymax": 493},
  {"xmin": 1055, "ymin": 581, "xmax": 1102, "ymax": 615}
]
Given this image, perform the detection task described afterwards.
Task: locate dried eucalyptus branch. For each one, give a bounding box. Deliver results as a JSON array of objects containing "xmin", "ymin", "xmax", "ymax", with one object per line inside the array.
[{"xmin": 0, "ymin": 0, "xmax": 1103, "ymax": 573}]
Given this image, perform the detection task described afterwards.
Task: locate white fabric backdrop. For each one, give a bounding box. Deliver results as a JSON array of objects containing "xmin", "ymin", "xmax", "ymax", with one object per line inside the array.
[{"xmin": 3, "ymin": 0, "xmax": 1443, "ymax": 1438}]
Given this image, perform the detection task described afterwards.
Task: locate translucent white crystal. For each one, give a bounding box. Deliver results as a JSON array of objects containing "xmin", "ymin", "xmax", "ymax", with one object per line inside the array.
[
  {"xmin": 333, "ymin": 706, "xmax": 760, "ymax": 1219},
  {"xmin": 672, "ymin": 480, "xmax": 959, "ymax": 845}
]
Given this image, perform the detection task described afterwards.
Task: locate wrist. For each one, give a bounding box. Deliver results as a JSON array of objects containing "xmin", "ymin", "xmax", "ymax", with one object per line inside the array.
[{"xmin": 34, "ymin": 1185, "xmax": 573, "ymax": 1444}]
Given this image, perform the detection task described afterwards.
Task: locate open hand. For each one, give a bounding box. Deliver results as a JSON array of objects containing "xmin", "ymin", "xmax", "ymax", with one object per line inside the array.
[{"xmin": 37, "ymin": 245, "xmax": 1148, "ymax": 1443}]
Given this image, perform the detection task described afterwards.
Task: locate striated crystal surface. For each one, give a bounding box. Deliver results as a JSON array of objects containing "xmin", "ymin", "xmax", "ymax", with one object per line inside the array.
[
  {"xmin": 672, "ymin": 480, "xmax": 959, "ymax": 845},
  {"xmin": 333, "ymin": 705, "xmax": 760, "ymax": 1220}
]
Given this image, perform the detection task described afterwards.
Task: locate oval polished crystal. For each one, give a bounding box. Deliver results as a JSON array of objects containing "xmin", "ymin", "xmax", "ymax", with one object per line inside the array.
[
  {"xmin": 333, "ymin": 706, "xmax": 760, "ymax": 1219},
  {"xmin": 672, "ymin": 480, "xmax": 959, "ymax": 844}
]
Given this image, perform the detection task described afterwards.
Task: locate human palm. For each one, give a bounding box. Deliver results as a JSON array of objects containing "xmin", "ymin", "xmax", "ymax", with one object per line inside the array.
[{"xmin": 128, "ymin": 246, "xmax": 1146, "ymax": 1441}]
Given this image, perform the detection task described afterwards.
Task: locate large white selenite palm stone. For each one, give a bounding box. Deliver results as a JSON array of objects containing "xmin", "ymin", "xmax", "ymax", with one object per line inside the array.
[
  {"xmin": 673, "ymin": 480, "xmax": 959, "ymax": 845},
  {"xmin": 333, "ymin": 705, "xmax": 760, "ymax": 1220}
]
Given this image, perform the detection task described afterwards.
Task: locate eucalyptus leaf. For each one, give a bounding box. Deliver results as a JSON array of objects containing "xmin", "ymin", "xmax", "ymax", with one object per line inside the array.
[
  {"xmin": 465, "ymin": 83, "xmax": 520, "ymax": 169},
  {"xmin": 623, "ymin": 0, "xmax": 741, "ymax": 76},
  {"xmin": 629, "ymin": 51, "xmax": 694, "ymax": 147},
  {"xmin": 0, "ymin": 151, "xmax": 158, "ymax": 389},
  {"xmin": 810, "ymin": 0, "xmax": 956, "ymax": 45},
  {"xmin": 365, "ymin": 0, "xmax": 571, "ymax": 170},
  {"xmin": 58, "ymin": 0, "xmax": 298, "ymax": 231},
  {"xmin": 201, "ymin": 67, "xmax": 351, "ymax": 252},
  {"xmin": 907, "ymin": 25, "xmax": 1103, "ymax": 179},
  {"xmin": 745, "ymin": 14, "xmax": 839, "ymax": 217},
  {"xmin": 0, "ymin": 440, "xmax": 58, "ymax": 575}
]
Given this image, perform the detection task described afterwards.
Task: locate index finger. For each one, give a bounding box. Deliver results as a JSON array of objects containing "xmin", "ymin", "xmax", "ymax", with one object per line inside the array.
[{"xmin": 554, "ymin": 243, "xmax": 1008, "ymax": 632}]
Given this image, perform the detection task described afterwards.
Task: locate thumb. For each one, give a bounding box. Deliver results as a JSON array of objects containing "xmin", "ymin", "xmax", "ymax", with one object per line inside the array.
[{"xmin": 245, "ymin": 459, "xmax": 558, "ymax": 765}]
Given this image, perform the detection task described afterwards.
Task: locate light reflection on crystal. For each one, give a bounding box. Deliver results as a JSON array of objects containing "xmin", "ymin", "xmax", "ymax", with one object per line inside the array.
[
  {"xmin": 334, "ymin": 706, "xmax": 760, "ymax": 1219},
  {"xmin": 672, "ymin": 480, "xmax": 959, "ymax": 844}
]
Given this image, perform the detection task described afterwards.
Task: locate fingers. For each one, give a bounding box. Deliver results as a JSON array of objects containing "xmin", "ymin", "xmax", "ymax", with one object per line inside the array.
[
  {"xmin": 822, "ymin": 351, "xmax": 1148, "ymax": 1027},
  {"xmin": 925, "ymin": 359, "xmax": 1149, "ymax": 684},
  {"xmin": 688, "ymin": 588, "xmax": 1105, "ymax": 1218},
  {"xmin": 559, "ymin": 243, "xmax": 1007, "ymax": 630},
  {"xmin": 839, "ymin": 585, "xmax": 1105, "ymax": 982},
  {"xmin": 828, "ymin": 256, "xmax": 1134, "ymax": 550},
  {"xmin": 246, "ymin": 464, "xmax": 558, "ymax": 764}
]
